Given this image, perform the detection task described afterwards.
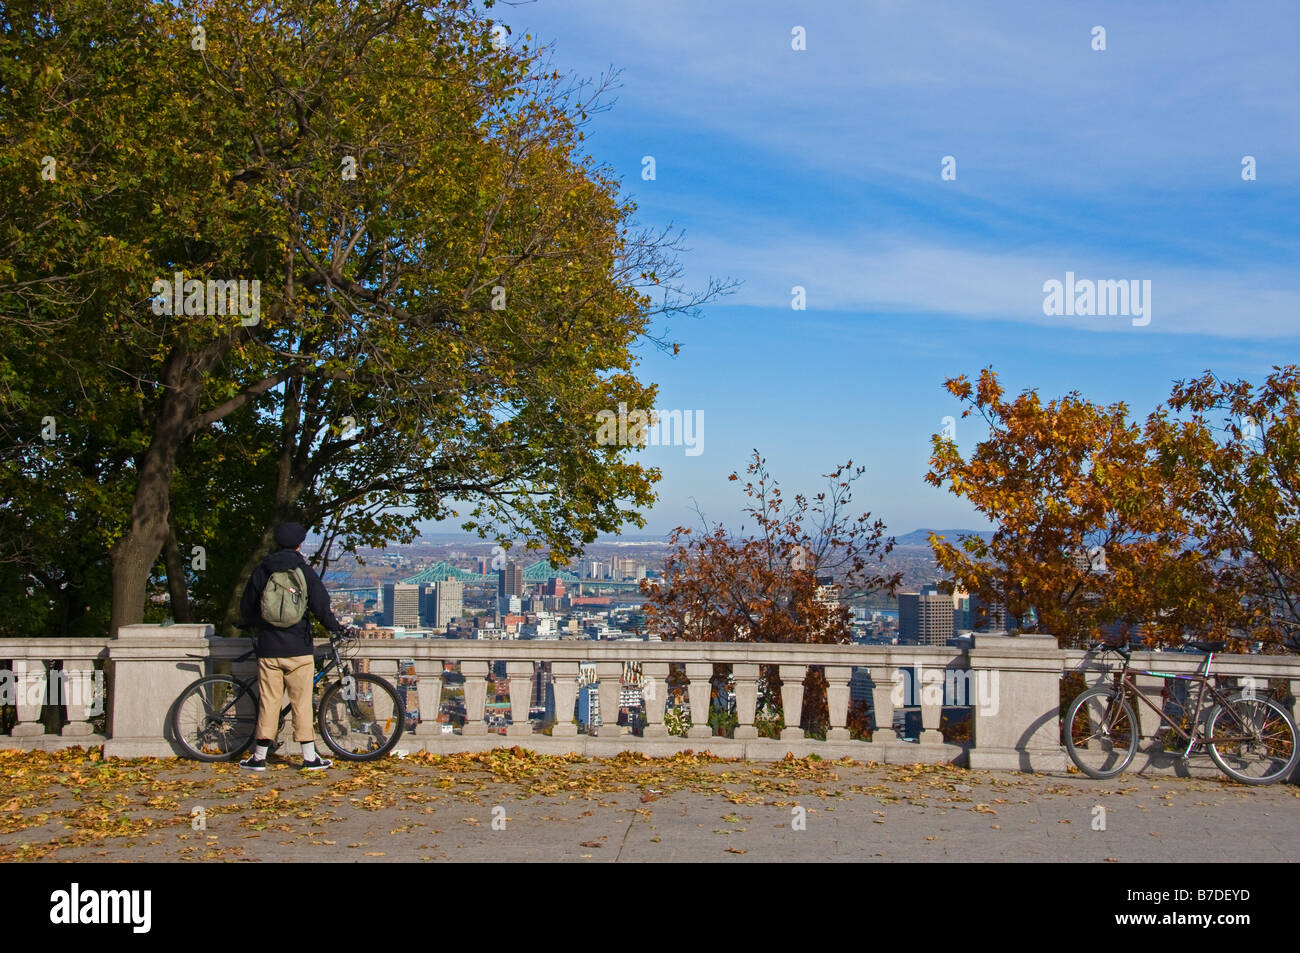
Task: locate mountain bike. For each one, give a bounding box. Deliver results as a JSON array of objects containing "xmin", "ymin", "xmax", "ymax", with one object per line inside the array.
[
  {"xmin": 1063, "ymin": 639, "xmax": 1299, "ymax": 785},
  {"xmin": 171, "ymin": 627, "xmax": 404, "ymax": 762}
]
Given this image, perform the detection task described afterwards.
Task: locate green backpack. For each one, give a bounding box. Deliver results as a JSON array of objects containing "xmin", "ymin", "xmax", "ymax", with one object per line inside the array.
[{"xmin": 261, "ymin": 566, "xmax": 308, "ymax": 627}]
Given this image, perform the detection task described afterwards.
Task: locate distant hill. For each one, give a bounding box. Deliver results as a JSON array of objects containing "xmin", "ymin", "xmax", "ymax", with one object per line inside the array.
[{"xmin": 893, "ymin": 528, "xmax": 994, "ymax": 548}]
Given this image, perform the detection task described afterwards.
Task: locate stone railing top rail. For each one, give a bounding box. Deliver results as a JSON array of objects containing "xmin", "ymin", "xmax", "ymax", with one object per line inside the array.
[
  {"xmin": 1063, "ymin": 646, "xmax": 1300, "ymax": 677},
  {"xmin": 0, "ymin": 638, "xmax": 112, "ymax": 660},
  {"xmin": 198, "ymin": 634, "xmax": 974, "ymax": 666}
]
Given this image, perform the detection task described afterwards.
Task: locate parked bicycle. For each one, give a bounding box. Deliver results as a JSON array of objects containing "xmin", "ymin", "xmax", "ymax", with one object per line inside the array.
[
  {"xmin": 1063, "ymin": 638, "xmax": 1299, "ymax": 784},
  {"xmin": 171, "ymin": 626, "xmax": 404, "ymax": 762}
]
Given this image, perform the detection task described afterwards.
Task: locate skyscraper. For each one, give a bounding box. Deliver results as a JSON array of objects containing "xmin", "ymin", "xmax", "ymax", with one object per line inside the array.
[
  {"xmin": 382, "ymin": 583, "xmax": 420, "ymax": 628},
  {"xmin": 898, "ymin": 585, "xmax": 955, "ymax": 646},
  {"xmin": 422, "ymin": 577, "xmax": 463, "ymax": 630},
  {"xmin": 497, "ymin": 561, "xmax": 523, "ymax": 615},
  {"xmin": 969, "ymin": 593, "xmax": 1008, "ymax": 632}
]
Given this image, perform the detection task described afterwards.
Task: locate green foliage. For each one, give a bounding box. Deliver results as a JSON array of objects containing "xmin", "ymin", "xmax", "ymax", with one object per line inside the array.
[
  {"xmin": 662, "ymin": 706, "xmax": 690, "ymax": 738},
  {"xmin": 0, "ymin": 0, "xmax": 733, "ymax": 633}
]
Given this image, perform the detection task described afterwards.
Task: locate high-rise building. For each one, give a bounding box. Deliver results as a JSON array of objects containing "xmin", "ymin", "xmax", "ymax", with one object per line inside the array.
[
  {"xmin": 612, "ymin": 556, "xmax": 641, "ymax": 578},
  {"xmin": 952, "ymin": 588, "xmax": 971, "ymax": 631},
  {"xmin": 422, "ymin": 577, "xmax": 463, "ymax": 629},
  {"xmin": 898, "ymin": 585, "xmax": 955, "ymax": 646},
  {"xmin": 497, "ymin": 561, "xmax": 523, "ymax": 615},
  {"xmin": 531, "ymin": 663, "xmax": 553, "ymax": 710},
  {"xmin": 577, "ymin": 683, "xmax": 601, "ymax": 728},
  {"xmin": 498, "ymin": 561, "xmax": 523, "ymax": 598},
  {"xmin": 969, "ymin": 593, "xmax": 1008, "ymax": 632},
  {"xmin": 382, "ymin": 583, "xmax": 421, "ymax": 628}
]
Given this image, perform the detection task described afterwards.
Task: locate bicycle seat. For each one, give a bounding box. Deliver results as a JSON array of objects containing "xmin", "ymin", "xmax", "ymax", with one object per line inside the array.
[{"xmin": 1186, "ymin": 640, "xmax": 1227, "ymax": 653}]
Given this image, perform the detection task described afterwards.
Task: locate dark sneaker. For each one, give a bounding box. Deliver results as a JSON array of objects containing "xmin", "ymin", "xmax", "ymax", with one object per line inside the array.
[
  {"xmin": 300, "ymin": 756, "xmax": 333, "ymax": 772},
  {"xmin": 239, "ymin": 755, "xmax": 267, "ymax": 772}
]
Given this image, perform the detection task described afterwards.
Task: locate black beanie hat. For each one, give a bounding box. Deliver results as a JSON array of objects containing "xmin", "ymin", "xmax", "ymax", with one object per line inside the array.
[{"xmin": 274, "ymin": 522, "xmax": 307, "ymax": 549}]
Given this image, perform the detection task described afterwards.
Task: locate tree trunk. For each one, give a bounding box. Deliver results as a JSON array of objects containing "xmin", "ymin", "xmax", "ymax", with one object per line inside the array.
[
  {"xmin": 108, "ymin": 348, "xmax": 201, "ymax": 635},
  {"xmin": 163, "ymin": 517, "xmax": 193, "ymax": 623}
]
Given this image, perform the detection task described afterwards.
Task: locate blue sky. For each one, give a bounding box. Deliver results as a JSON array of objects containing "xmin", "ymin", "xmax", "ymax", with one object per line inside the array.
[{"xmin": 475, "ymin": 0, "xmax": 1300, "ymax": 538}]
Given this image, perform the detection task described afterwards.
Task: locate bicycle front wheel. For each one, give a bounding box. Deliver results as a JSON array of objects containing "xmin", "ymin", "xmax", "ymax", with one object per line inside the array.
[
  {"xmin": 172, "ymin": 675, "xmax": 258, "ymax": 761},
  {"xmin": 1064, "ymin": 686, "xmax": 1139, "ymax": 779},
  {"xmin": 1207, "ymin": 692, "xmax": 1299, "ymax": 784},
  {"xmin": 317, "ymin": 673, "xmax": 404, "ymax": 761}
]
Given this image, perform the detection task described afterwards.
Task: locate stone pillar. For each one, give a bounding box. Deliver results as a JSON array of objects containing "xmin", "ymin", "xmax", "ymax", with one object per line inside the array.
[
  {"xmin": 550, "ymin": 662, "xmax": 580, "ymax": 737},
  {"xmin": 1131, "ymin": 672, "xmax": 1166, "ymax": 740},
  {"xmin": 869, "ymin": 666, "xmax": 897, "ymax": 742},
  {"xmin": 732, "ymin": 663, "xmax": 759, "ymax": 740},
  {"xmin": 461, "ymin": 661, "xmax": 489, "ymax": 736},
  {"xmin": 506, "ymin": 660, "xmax": 535, "ymax": 737},
  {"xmin": 11, "ymin": 659, "xmax": 46, "ymax": 737},
  {"xmin": 104, "ymin": 623, "xmax": 215, "ymax": 758},
  {"xmin": 825, "ymin": 665, "xmax": 852, "ymax": 741},
  {"xmin": 641, "ymin": 662, "xmax": 669, "ymax": 738},
  {"xmin": 779, "ymin": 664, "xmax": 806, "ymax": 741},
  {"xmin": 595, "ymin": 660, "xmax": 623, "ymax": 738},
  {"xmin": 413, "ymin": 659, "xmax": 444, "ymax": 736},
  {"xmin": 61, "ymin": 660, "xmax": 99, "ymax": 736},
  {"xmin": 685, "ymin": 662, "xmax": 714, "ymax": 739},
  {"xmin": 967, "ymin": 633, "xmax": 1066, "ymax": 771}
]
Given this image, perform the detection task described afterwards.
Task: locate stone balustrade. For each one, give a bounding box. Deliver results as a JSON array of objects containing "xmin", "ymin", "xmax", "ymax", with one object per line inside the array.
[{"xmin": 1, "ymin": 625, "xmax": 1298, "ymax": 778}]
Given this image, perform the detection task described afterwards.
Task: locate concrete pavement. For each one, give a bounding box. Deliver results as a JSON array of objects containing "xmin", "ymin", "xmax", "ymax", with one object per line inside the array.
[{"xmin": 1, "ymin": 749, "xmax": 1296, "ymax": 862}]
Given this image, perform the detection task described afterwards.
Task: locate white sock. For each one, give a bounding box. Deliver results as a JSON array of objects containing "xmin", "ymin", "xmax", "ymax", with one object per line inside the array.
[
  {"xmin": 253, "ymin": 743, "xmax": 269, "ymax": 761},
  {"xmin": 301, "ymin": 741, "xmax": 317, "ymax": 762}
]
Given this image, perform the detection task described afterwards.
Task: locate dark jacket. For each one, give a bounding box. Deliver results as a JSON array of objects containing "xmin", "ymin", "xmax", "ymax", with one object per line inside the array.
[{"xmin": 239, "ymin": 548, "xmax": 342, "ymax": 658}]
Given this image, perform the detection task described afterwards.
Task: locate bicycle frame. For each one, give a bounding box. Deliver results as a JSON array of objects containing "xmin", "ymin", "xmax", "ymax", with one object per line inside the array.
[
  {"xmin": 230, "ymin": 638, "xmax": 355, "ymax": 721},
  {"xmin": 1097, "ymin": 647, "xmax": 1255, "ymax": 759}
]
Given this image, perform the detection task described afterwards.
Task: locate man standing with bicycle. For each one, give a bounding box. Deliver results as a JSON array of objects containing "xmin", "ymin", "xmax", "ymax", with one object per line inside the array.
[{"xmin": 237, "ymin": 521, "xmax": 343, "ymax": 772}]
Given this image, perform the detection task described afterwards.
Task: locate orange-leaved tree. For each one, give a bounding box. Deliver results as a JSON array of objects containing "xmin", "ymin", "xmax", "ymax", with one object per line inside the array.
[
  {"xmin": 640, "ymin": 451, "xmax": 901, "ymax": 735},
  {"xmin": 1151, "ymin": 366, "xmax": 1300, "ymax": 648},
  {"xmin": 925, "ymin": 368, "xmax": 1223, "ymax": 649}
]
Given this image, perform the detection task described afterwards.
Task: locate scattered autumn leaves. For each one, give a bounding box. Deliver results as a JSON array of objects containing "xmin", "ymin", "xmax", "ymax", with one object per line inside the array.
[{"xmin": 0, "ymin": 746, "xmax": 1285, "ymax": 862}]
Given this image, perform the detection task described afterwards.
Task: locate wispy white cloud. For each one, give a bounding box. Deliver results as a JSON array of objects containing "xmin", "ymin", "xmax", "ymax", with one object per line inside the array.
[
  {"xmin": 519, "ymin": 0, "xmax": 1300, "ymax": 191},
  {"xmin": 677, "ymin": 230, "xmax": 1300, "ymax": 337}
]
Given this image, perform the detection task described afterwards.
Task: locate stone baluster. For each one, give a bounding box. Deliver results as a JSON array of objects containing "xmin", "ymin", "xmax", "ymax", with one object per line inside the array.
[
  {"xmin": 61, "ymin": 660, "xmax": 99, "ymax": 737},
  {"xmin": 779, "ymin": 664, "xmax": 806, "ymax": 740},
  {"xmin": 595, "ymin": 660, "xmax": 624, "ymax": 737},
  {"xmin": 825, "ymin": 665, "xmax": 852, "ymax": 741},
  {"xmin": 413, "ymin": 659, "xmax": 444, "ymax": 737},
  {"xmin": 506, "ymin": 660, "xmax": 535, "ymax": 737},
  {"xmin": 732, "ymin": 663, "xmax": 759, "ymax": 740},
  {"xmin": 869, "ymin": 666, "xmax": 898, "ymax": 742},
  {"xmin": 461, "ymin": 661, "xmax": 489, "ymax": 736},
  {"xmin": 640, "ymin": 661, "xmax": 669, "ymax": 738},
  {"xmin": 919, "ymin": 664, "xmax": 945, "ymax": 744},
  {"xmin": 550, "ymin": 661, "xmax": 580, "ymax": 738},
  {"xmin": 684, "ymin": 662, "xmax": 714, "ymax": 739},
  {"xmin": 11, "ymin": 659, "xmax": 46, "ymax": 738}
]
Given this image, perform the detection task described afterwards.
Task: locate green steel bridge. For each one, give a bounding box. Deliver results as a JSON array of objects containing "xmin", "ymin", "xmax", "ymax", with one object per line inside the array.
[{"xmin": 329, "ymin": 560, "xmax": 645, "ymax": 599}]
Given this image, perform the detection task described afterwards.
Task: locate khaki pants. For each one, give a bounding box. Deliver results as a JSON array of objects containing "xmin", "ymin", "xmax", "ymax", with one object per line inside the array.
[{"xmin": 255, "ymin": 656, "xmax": 315, "ymax": 743}]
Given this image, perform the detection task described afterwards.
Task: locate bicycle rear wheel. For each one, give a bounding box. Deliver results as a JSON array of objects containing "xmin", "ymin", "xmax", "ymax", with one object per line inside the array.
[
  {"xmin": 1206, "ymin": 692, "xmax": 1299, "ymax": 784},
  {"xmin": 1064, "ymin": 686, "xmax": 1139, "ymax": 779},
  {"xmin": 172, "ymin": 675, "xmax": 258, "ymax": 761},
  {"xmin": 316, "ymin": 673, "xmax": 404, "ymax": 761}
]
